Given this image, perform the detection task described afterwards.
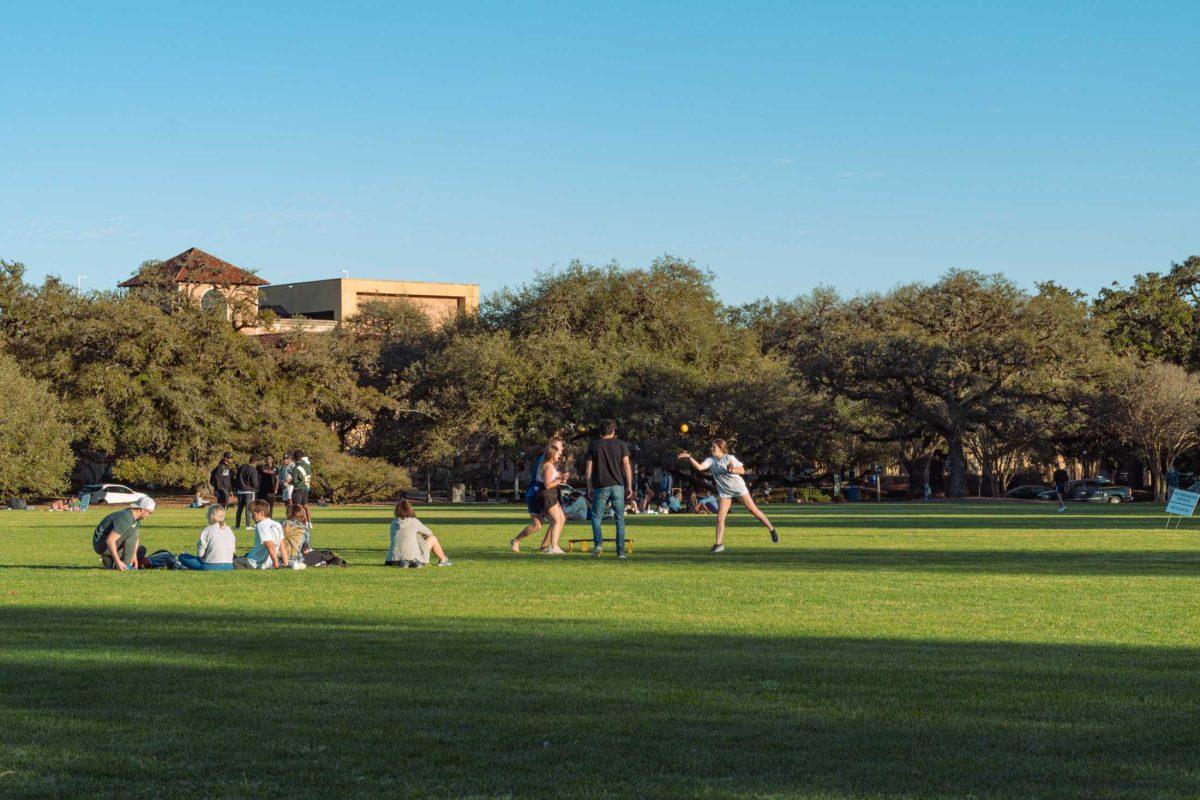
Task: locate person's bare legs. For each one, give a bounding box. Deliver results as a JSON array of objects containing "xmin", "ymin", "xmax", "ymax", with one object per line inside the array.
[
  {"xmin": 427, "ymin": 535, "xmax": 449, "ymax": 563},
  {"xmin": 512, "ymin": 516, "xmax": 541, "ymax": 552},
  {"xmin": 546, "ymin": 505, "xmax": 566, "ymax": 553},
  {"xmin": 714, "ymin": 497, "xmax": 732, "ymax": 548},
  {"xmin": 737, "ymin": 493, "xmax": 776, "ymax": 536}
]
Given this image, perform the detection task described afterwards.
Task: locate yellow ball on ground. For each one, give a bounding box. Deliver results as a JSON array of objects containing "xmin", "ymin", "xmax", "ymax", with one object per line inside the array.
[{"xmin": 680, "ymin": 423, "xmax": 689, "ymax": 434}]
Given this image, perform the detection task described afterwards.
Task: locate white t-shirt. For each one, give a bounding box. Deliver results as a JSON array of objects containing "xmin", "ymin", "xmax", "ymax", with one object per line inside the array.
[
  {"xmin": 246, "ymin": 518, "xmax": 284, "ymax": 569},
  {"xmin": 197, "ymin": 523, "xmax": 237, "ymax": 564},
  {"xmin": 699, "ymin": 454, "xmax": 748, "ymax": 498}
]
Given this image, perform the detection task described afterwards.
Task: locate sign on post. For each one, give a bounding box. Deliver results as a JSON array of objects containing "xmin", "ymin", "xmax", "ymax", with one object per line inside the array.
[{"xmin": 1164, "ymin": 489, "xmax": 1200, "ymax": 527}]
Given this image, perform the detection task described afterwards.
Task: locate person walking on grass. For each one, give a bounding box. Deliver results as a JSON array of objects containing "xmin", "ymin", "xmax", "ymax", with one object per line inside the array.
[
  {"xmin": 1052, "ymin": 461, "xmax": 1070, "ymax": 513},
  {"xmin": 586, "ymin": 419, "xmax": 633, "ymax": 559},
  {"xmin": 92, "ymin": 496, "xmax": 155, "ymax": 570},
  {"xmin": 511, "ymin": 436, "xmax": 562, "ymax": 553},
  {"xmin": 678, "ymin": 439, "xmax": 779, "ymax": 553},
  {"xmin": 534, "ymin": 439, "xmax": 571, "ymax": 554}
]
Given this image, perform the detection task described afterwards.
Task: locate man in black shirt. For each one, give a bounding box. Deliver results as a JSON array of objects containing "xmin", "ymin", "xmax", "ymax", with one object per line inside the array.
[
  {"xmin": 585, "ymin": 419, "xmax": 633, "ymax": 558},
  {"xmin": 210, "ymin": 452, "xmax": 234, "ymax": 508},
  {"xmin": 1052, "ymin": 463, "xmax": 1070, "ymax": 512},
  {"xmin": 235, "ymin": 455, "xmax": 261, "ymax": 530}
]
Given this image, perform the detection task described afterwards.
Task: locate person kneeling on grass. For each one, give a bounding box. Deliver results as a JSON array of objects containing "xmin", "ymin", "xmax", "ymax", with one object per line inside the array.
[
  {"xmin": 233, "ymin": 500, "xmax": 286, "ymax": 569},
  {"xmin": 678, "ymin": 438, "xmax": 779, "ymax": 553},
  {"xmin": 92, "ymin": 496, "xmax": 156, "ymax": 570},
  {"xmin": 178, "ymin": 504, "xmax": 236, "ymax": 571},
  {"xmin": 386, "ymin": 499, "xmax": 452, "ymax": 568}
]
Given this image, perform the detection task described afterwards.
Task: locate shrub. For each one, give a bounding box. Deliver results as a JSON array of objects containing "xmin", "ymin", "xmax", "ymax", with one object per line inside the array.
[
  {"xmin": 112, "ymin": 455, "xmax": 209, "ymax": 491},
  {"xmin": 0, "ymin": 354, "xmax": 73, "ymax": 499},
  {"xmin": 315, "ymin": 452, "xmax": 411, "ymax": 503},
  {"xmin": 796, "ymin": 487, "xmax": 832, "ymax": 503}
]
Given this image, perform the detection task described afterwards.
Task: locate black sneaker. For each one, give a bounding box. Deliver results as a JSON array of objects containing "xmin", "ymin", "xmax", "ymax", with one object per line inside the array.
[{"xmin": 770, "ymin": 528, "xmax": 779, "ymax": 543}]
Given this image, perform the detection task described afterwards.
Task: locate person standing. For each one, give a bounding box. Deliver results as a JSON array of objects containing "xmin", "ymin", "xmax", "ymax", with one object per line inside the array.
[
  {"xmin": 210, "ymin": 452, "xmax": 234, "ymax": 509},
  {"xmin": 279, "ymin": 453, "xmax": 295, "ymax": 506},
  {"xmin": 235, "ymin": 455, "xmax": 261, "ymax": 530},
  {"xmin": 678, "ymin": 439, "xmax": 778, "ymax": 553},
  {"xmin": 291, "ymin": 450, "xmax": 313, "ymax": 517},
  {"xmin": 585, "ymin": 419, "xmax": 633, "ymax": 559},
  {"xmin": 1052, "ymin": 462, "xmax": 1070, "ymax": 512},
  {"xmin": 511, "ymin": 436, "xmax": 562, "ymax": 553},
  {"xmin": 257, "ymin": 455, "xmax": 280, "ymax": 518},
  {"xmin": 91, "ymin": 496, "xmax": 156, "ymax": 570}
]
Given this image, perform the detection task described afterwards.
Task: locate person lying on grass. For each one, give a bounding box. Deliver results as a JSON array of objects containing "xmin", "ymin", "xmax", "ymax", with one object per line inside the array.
[
  {"xmin": 178, "ymin": 504, "xmax": 236, "ymax": 571},
  {"xmin": 92, "ymin": 496, "xmax": 155, "ymax": 570},
  {"xmin": 386, "ymin": 499, "xmax": 452, "ymax": 567},
  {"xmin": 678, "ymin": 439, "xmax": 779, "ymax": 553},
  {"xmin": 233, "ymin": 500, "xmax": 285, "ymax": 569}
]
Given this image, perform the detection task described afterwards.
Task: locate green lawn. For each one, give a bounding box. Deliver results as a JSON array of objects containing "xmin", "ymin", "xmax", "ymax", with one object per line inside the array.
[{"xmin": 2, "ymin": 501, "xmax": 1199, "ymax": 799}]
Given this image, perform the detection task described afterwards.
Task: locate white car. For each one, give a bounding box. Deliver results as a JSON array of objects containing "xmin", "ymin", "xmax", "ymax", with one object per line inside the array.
[{"xmin": 79, "ymin": 483, "xmax": 149, "ymax": 505}]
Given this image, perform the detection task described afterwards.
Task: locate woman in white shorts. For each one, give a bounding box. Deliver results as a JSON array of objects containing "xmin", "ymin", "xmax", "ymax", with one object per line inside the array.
[{"xmin": 679, "ymin": 438, "xmax": 779, "ymax": 553}]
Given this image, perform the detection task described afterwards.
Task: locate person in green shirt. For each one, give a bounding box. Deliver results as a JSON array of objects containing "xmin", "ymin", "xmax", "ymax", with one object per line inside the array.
[{"xmin": 91, "ymin": 496, "xmax": 156, "ymax": 570}]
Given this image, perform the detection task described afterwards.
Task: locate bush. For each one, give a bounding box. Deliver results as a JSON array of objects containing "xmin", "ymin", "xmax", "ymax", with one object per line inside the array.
[
  {"xmin": 112, "ymin": 456, "xmax": 209, "ymax": 491},
  {"xmin": 0, "ymin": 354, "xmax": 73, "ymax": 499},
  {"xmin": 315, "ymin": 452, "xmax": 411, "ymax": 503},
  {"xmin": 796, "ymin": 487, "xmax": 832, "ymax": 503}
]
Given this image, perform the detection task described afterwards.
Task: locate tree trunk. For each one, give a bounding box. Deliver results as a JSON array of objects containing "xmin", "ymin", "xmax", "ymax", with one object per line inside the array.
[{"xmin": 947, "ymin": 435, "xmax": 967, "ymax": 499}]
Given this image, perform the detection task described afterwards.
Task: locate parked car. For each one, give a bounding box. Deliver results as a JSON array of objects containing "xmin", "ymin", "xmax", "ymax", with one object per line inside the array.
[
  {"xmin": 1005, "ymin": 480, "xmax": 1133, "ymax": 503},
  {"xmin": 1067, "ymin": 480, "xmax": 1132, "ymax": 503},
  {"xmin": 1006, "ymin": 484, "xmax": 1055, "ymax": 500},
  {"xmin": 79, "ymin": 483, "xmax": 148, "ymax": 505}
]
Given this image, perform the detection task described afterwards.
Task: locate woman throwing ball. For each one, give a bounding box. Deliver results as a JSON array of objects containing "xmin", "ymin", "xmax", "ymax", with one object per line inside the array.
[{"xmin": 679, "ymin": 439, "xmax": 779, "ymax": 553}]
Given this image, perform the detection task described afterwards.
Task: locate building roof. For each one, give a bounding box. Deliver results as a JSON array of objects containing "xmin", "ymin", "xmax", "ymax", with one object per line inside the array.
[{"xmin": 118, "ymin": 247, "xmax": 268, "ymax": 288}]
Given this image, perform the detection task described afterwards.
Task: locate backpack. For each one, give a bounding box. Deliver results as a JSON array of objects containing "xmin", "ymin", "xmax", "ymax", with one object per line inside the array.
[
  {"xmin": 302, "ymin": 548, "xmax": 347, "ymax": 567},
  {"xmin": 144, "ymin": 549, "xmax": 182, "ymax": 569}
]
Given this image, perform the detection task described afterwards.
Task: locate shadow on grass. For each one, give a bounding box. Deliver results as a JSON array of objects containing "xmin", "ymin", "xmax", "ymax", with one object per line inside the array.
[
  {"xmin": 454, "ymin": 546, "xmax": 1200, "ymax": 576},
  {"xmin": 3, "ymin": 607, "xmax": 1199, "ymax": 799}
]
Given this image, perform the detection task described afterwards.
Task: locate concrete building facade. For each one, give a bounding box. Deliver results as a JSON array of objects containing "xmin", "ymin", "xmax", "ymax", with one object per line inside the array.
[
  {"xmin": 260, "ymin": 277, "xmax": 479, "ymax": 325},
  {"xmin": 118, "ymin": 248, "xmax": 479, "ymax": 333}
]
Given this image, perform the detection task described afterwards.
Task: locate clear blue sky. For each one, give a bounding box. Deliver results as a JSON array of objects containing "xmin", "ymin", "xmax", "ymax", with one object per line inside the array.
[{"xmin": 2, "ymin": 1, "xmax": 1197, "ymax": 304}]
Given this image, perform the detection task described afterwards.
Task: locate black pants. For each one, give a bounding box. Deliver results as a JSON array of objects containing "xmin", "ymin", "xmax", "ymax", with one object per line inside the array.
[
  {"xmin": 235, "ymin": 491, "xmax": 256, "ymax": 528},
  {"xmin": 256, "ymin": 493, "xmax": 274, "ymax": 519}
]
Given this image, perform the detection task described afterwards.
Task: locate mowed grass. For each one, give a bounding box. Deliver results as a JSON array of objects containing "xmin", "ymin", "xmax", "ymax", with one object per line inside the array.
[{"xmin": 2, "ymin": 501, "xmax": 1200, "ymax": 799}]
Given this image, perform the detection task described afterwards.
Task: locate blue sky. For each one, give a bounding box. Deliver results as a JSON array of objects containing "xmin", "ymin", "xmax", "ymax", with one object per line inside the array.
[{"xmin": 2, "ymin": 1, "xmax": 1197, "ymax": 304}]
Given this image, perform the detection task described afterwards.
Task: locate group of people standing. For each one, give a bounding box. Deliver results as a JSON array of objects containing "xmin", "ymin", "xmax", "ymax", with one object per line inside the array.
[
  {"xmin": 511, "ymin": 419, "xmax": 780, "ymax": 556},
  {"xmin": 209, "ymin": 450, "xmax": 313, "ymax": 528}
]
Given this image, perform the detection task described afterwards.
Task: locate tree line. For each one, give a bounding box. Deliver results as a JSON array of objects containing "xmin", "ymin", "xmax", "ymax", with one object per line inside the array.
[{"xmin": 1, "ymin": 254, "xmax": 1199, "ymax": 502}]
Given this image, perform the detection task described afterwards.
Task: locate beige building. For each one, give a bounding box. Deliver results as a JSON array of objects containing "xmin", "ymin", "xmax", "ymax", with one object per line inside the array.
[
  {"xmin": 260, "ymin": 277, "xmax": 479, "ymax": 326},
  {"xmin": 119, "ymin": 248, "xmax": 479, "ymax": 333}
]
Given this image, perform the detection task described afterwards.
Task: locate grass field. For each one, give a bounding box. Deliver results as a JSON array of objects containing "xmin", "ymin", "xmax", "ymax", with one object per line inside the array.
[{"xmin": 2, "ymin": 501, "xmax": 1199, "ymax": 799}]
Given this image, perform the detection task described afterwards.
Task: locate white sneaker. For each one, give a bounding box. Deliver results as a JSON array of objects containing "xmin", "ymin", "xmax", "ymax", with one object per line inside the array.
[
  {"xmin": 510, "ymin": 538, "xmax": 520, "ymax": 553},
  {"xmin": 547, "ymin": 547, "xmax": 566, "ymax": 555},
  {"xmin": 437, "ymin": 560, "xmax": 453, "ymax": 567},
  {"xmin": 592, "ymin": 546, "xmax": 602, "ymax": 558},
  {"xmin": 709, "ymin": 544, "xmax": 725, "ymax": 554}
]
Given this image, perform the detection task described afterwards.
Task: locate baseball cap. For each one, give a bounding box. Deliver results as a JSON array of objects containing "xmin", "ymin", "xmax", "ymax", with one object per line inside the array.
[{"xmin": 134, "ymin": 496, "xmax": 157, "ymax": 512}]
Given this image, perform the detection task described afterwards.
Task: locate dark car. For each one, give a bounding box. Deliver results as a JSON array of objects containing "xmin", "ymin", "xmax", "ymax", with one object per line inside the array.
[
  {"xmin": 1006, "ymin": 484, "xmax": 1056, "ymax": 500},
  {"xmin": 1067, "ymin": 480, "xmax": 1132, "ymax": 504}
]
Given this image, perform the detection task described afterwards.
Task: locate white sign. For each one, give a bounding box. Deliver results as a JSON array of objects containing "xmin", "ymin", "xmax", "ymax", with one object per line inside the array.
[{"xmin": 1165, "ymin": 489, "xmax": 1200, "ymax": 517}]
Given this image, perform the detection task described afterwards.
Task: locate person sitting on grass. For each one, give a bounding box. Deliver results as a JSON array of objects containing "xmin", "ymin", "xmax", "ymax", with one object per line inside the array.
[
  {"xmin": 233, "ymin": 500, "xmax": 285, "ymax": 569},
  {"xmin": 386, "ymin": 499, "xmax": 452, "ymax": 567},
  {"xmin": 179, "ymin": 504, "xmax": 236, "ymax": 571},
  {"xmin": 92, "ymin": 496, "xmax": 155, "ymax": 570},
  {"xmin": 282, "ymin": 503, "xmax": 313, "ymax": 563}
]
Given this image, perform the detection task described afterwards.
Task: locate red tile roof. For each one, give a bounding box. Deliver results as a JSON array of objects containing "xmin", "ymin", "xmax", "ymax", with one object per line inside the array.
[{"xmin": 119, "ymin": 247, "xmax": 268, "ymax": 287}]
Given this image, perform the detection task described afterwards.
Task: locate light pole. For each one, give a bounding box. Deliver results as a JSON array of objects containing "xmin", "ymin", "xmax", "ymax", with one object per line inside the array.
[{"xmin": 76, "ymin": 275, "xmax": 87, "ymax": 292}]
